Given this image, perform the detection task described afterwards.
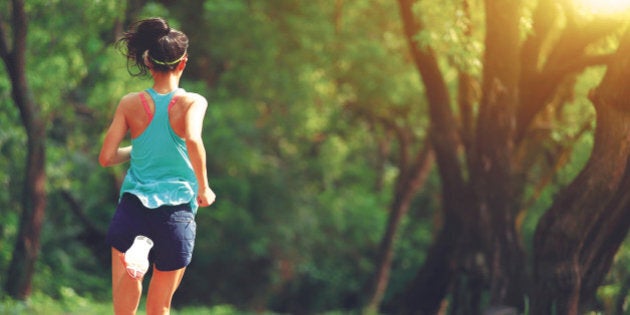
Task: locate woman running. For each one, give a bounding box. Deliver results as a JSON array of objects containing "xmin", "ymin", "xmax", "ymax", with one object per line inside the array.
[{"xmin": 99, "ymin": 17, "xmax": 216, "ymax": 315}]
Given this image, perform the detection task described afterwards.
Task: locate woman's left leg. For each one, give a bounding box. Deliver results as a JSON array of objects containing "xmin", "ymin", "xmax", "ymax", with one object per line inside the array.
[
  {"xmin": 112, "ymin": 248, "xmax": 143, "ymax": 315},
  {"xmin": 145, "ymin": 266, "xmax": 187, "ymax": 315}
]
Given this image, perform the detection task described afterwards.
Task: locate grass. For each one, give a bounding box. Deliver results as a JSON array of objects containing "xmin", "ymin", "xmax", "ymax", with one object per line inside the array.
[
  {"xmin": 0, "ymin": 292, "xmax": 253, "ymax": 315},
  {"xmin": 0, "ymin": 290, "xmax": 361, "ymax": 315}
]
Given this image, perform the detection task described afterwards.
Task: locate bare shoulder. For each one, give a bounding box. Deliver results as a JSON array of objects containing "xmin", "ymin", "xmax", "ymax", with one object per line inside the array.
[
  {"xmin": 120, "ymin": 92, "xmax": 141, "ymax": 103},
  {"xmin": 180, "ymin": 92, "xmax": 207, "ymax": 105},
  {"xmin": 118, "ymin": 92, "xmax": 142, "ymax": 110},
  {"xmin": 179, "ymin": 92, "xmax": 208, "ymax": 110}
]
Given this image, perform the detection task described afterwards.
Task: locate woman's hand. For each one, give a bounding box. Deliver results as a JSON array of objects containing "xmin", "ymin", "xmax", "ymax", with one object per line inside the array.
[{"xmin": 197, "ymin": 187, "xmax": 216, "ymax": 207}]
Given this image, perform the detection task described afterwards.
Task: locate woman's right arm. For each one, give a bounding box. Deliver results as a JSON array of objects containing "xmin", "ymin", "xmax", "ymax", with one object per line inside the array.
[{"xmin": 184, "ymin": 94, "xmax": 216, "ymax": 207}]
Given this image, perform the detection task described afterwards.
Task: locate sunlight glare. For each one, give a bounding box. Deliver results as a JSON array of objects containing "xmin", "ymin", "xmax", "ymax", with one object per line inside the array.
[{"xmin": 574, "ymin": 0, "xmax": 630, "ymax": 15}]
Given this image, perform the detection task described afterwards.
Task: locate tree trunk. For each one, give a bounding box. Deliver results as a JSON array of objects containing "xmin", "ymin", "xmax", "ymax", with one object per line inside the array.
[
  {"xmin": 364, "ymin": 143, "xmax": 434, "ymax": 312},
  {"xmin": 532, "ymin": 28, "xmax": 630, "ymax": 314},
  {"xmin": 5, "ymin": 124, "xmax": 46, "ymax": 299},
  {"xmin": 391, "ymin": 224, "xmax": 458, "ymax": 315},
  {"xmin": 393, "ymin": 0, "xmax": 476, "ymax": 313},
  {"xmin": 0, "ymin": 0, "xmax": 47, "ymax": 300},
  {"xmin": 470, "ymin": 0, "xmax": 524, "ymax": 309}
]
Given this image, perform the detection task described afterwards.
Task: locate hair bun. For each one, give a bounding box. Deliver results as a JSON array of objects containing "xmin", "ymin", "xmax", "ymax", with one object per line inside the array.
[
  {"xmin": 136, "ymin": 18, "xmax": 170, "ymax": 44},
  {"xmin": 117, "ymin": 17, "xmax": 188, "ymax": 76}
]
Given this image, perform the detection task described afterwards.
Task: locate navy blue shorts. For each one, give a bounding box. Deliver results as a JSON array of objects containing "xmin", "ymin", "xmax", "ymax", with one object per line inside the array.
[{"xmin": 106, "ymin": 193, "xmax": 197, "ymax": 271}]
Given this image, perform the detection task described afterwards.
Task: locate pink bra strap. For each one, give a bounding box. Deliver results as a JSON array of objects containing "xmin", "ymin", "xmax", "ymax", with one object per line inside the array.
[
  {"xmin": 139, "ymin": 92, "xmax": 153, "ymax": 119},
  {"xmin": 168, "ymin": 95, "xmax": 179, "ymax": 112}
]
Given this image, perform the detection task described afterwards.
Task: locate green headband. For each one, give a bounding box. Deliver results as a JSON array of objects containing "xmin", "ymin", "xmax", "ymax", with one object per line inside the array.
[{"xmin": 149, "ymin": 51, "xmax": 187, "ymax": 66}]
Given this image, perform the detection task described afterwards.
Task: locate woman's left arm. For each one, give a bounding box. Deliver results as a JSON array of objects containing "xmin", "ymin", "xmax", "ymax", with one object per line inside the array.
[{"xmin": 99, "ymin": 101, "xmax": 131, "ymax": 167}]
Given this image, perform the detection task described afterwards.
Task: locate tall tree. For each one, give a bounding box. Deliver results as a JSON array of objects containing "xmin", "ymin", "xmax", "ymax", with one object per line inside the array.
[
  {"xmin": 387, "ymin": 0, "xmax": 627, "ymax": 314},
  {"xmin": 0, "ymin": 0, "xmax": 47, "ymax": 299}
]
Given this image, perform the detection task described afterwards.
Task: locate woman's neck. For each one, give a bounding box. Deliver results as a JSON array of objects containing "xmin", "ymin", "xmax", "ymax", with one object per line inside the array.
[{"xmin": 151, "ymin": 72, "xmax": 181, "ymax": 94}]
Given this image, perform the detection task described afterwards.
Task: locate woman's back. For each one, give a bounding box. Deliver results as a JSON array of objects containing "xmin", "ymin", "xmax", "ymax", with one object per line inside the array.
[{"xmin": 121, "ymin": 90, "xmax": 203, "ymax": 140}]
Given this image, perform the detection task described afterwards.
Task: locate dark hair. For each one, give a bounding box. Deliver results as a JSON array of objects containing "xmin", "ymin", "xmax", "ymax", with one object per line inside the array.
[{"xmin": 117, "ymin": 17, "xmax": 189, "ymax": 76}]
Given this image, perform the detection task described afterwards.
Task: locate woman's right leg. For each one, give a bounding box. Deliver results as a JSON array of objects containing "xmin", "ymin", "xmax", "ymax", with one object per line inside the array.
[
  {"xmin": 112, "ymin": 248, "xmax": 143, "ymax": 315},
  {"xmin": 145, "ymin": 266, "xmax": 186, "ymax": 315}
]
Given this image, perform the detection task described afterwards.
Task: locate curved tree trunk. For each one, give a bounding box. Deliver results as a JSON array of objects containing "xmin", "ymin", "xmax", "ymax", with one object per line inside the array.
[
  {"xmin": 532, "ymin": 28, "xmax": 630, "ymax": 314},
  {"xmin": 364, "ymin": 142, "xmax": 434, "ymax": 312},
  {"xmin": 393, "ymin": 2, "xmax": 467, "ymax": 314},
  {"xmin": 0, "ymin": 0, "xmax": 47, "ymax": 300}
]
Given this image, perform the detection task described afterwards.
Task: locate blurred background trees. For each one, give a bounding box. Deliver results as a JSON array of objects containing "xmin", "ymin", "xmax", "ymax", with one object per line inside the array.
[{"xmin": 1, "ymin": 0, "xmax": 630, "ymax": 314}]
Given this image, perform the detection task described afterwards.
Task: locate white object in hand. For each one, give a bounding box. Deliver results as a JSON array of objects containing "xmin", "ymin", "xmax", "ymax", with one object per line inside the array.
[{"xmin": 124, "ymin": 235, "xmax": 154, "ymax": 279}]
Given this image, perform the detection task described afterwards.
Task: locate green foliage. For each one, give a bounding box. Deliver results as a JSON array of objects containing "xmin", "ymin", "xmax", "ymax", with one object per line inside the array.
[
  {"xmin": 0, "ymin": 0, "xmax": 627, "ymax": 313},
  {"xmin": 165, "ymin": 0, "xmax": 425, "ymax": 312},
  {"xmin": 0, "ymin": 95, "xmax": 25, "ymax": 277},
  {"xmin": 413, "ymin": 0, "xmax": 484, "ymax": 75}
]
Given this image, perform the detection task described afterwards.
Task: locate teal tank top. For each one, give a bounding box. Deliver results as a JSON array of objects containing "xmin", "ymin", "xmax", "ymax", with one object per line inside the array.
[{"xmin": 120, "ymin": 88, "xmax": 199, "ymax": 213}]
